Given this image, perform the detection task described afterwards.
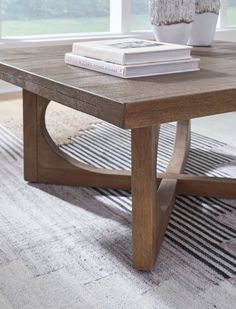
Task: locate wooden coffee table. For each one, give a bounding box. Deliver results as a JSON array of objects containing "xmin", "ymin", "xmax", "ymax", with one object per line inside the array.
[{"xmin": 0, "ymin": 41, "xmax": 236, "ymax": 271}]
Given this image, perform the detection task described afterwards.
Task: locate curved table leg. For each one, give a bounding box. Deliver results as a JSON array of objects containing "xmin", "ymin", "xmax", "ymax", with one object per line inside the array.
[
  {"xmin": 23, "ymin": 89, "xmax": 236, "ymax": 271},
  {"xmin": 23, "ymin": 90, "xmax": 131, "ymax": 189},
  {"xmin": 132, "ymin": 121, "xmax": 191, "ymax": 271}
]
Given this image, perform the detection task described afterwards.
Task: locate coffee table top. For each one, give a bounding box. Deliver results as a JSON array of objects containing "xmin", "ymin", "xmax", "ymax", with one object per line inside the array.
[{"xmin": 0, "ymin": 41, "xmax": 236, "ymax": 128}]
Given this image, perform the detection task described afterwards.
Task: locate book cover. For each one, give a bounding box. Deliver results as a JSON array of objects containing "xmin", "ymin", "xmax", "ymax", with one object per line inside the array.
[{"xmin": 72, "ymin": 38, "xmax": 192, "ymax": 65}]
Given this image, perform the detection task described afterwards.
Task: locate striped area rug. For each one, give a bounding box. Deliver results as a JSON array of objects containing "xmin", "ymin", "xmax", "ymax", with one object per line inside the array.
[
  {"xmin": 60, "ymin": 122, "xmax": 236, "ymax": 279},
  {"xmin": 0, "ymin": 122, "xmax": 236, "ymax": 308}
]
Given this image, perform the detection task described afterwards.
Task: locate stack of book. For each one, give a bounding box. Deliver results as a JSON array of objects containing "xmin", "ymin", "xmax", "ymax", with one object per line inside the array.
[{"xmin": 65, "ymin": 38, "xmax": 200, "ymax": 79}]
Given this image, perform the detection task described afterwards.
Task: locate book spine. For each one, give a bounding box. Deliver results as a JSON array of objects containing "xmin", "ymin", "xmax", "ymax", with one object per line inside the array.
[
  {"xmin": 65, "ymin": 53, "xmax": 125, "ymax": 78},
  {"xmin": 72, "ymin": 43, "xmax": 124, "ymax": 65}
]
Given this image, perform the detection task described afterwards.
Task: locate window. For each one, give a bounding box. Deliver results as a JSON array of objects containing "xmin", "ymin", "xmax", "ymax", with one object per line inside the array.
[
  {"xmin": 131, "ymin": 0, "xmax": 151, "ymax": 31},
  {"xmin": 1, "ymin": 0, "xmax": 110, "ymax": 37},
  {"xmin": 228, "ymin": 0, "xmax": 236, "ymax": 26},
  {"xmin": 0, "ymin": 0, "xmax": 235, "ymax": 39}
]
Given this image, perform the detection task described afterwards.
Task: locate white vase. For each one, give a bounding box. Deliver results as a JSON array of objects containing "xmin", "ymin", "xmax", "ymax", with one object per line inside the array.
[
  {"xmin": 153, "ymin": 23, "xmax": 193, "ymax": 45},
  {"xmin": 150, "ymin": 0, "xmax": 195, "ymax": 45},
  {"xmin": 188, "ymin": 12, "xmax": 219, "ymax": 46}
]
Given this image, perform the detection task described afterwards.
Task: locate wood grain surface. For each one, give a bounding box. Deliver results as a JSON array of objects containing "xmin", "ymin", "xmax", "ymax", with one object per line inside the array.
[
  {"xmin": 0, "ymin": 41, "xmax": 236, "ymax": 128},
  {"xmin": 131, "ymin": 125, "xmax": 159, "ymax": 270},
  {"xmin": 23, "ymin": 90, "xmax": 131, "ymax": 189},
  {"xmin": 2, "ymin": 41, "xmax": 236, "ymax": 272}
]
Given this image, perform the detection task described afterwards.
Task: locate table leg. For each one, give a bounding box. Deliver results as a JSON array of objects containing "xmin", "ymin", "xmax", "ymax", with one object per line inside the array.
[
  {"xmin": 22, "ymin": 89, "xmax": 236, "ymax": 271},
  {"xmin": 23, "ymin": 90, "xmax": 49, "ymax": 182},
  {"xmin": 22, "ymin": 89, "xmax": 130, "ymax": 188},
  {"xmin": 131, "ymin": 125, "xmax": 160, "ymax": 271},
  {"xmin": 131, "ymin": 121, "xmax": 191, "ymax": 271}
]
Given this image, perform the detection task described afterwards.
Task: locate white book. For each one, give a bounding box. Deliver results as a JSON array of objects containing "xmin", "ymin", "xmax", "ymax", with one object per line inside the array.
[
  {"xmin": 72, "ymin": 38, "xmax": 192, "ymax": 65},
  {"xmin": 65, "ymin": 53, "xmax": 200, "ymax": 79}
]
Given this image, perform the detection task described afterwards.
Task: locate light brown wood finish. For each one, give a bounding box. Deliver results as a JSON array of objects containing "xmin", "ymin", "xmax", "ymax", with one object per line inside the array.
[
  {"xmin": 23, "ymin": 89, "xmax": 193, "ymax": 271},
  {"xmin": 131, "ymin": 120, "xmax": 191, "ymax": 270},
  {"xmin": 176, "ymin": 174, "xmax": 236, "ymax": 198},
  {"xmin": 23, "ymin": 91, "xmax": 38, "ymax": 182},
  {"xmin": 157, "ymin": 120, "xmax": 191, "ymax": 211},
  {"xmin": 1, "ymin": 42, "xmax": 236, "ymax": 272},
  {"xmin": 131, "ymin": 126, "xmax": 159, "ymax": 270},
  {"xmin": 22, "ymin": 93, "xmax": 192, "ymax": 193},
  {"xmin": 0, "ymin": 42, "xmax": 236, "ymax": 128},
  {"xmin": 23, "ymin": 90, "xmax": 131, "ymax": 189}
]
